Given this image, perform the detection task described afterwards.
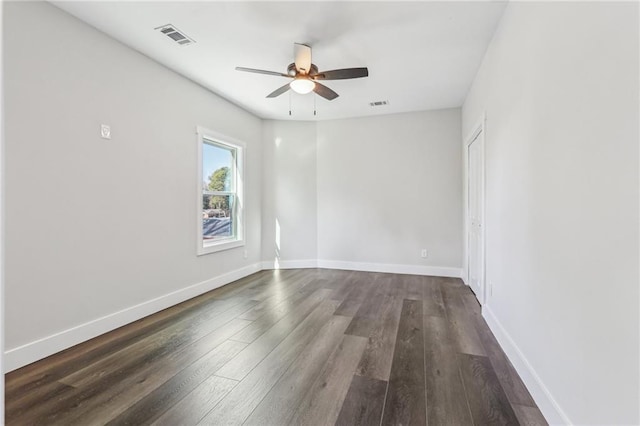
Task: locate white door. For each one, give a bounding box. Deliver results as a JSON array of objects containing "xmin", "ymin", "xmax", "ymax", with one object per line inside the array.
[{"xmin": 467, "ymin": 130, "xmax": 484, "ymax": 303}]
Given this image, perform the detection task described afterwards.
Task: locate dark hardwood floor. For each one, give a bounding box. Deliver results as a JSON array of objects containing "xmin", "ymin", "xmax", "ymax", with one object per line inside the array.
[{"xmin": 5, "ymin": 269, "xmax": 547, "ymax": 425}]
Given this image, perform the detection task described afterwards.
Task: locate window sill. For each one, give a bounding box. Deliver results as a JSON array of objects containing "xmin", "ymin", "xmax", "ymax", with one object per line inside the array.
[{"xmin": 198, "ymin": 239, "xmax": 244, "ymax": 256}]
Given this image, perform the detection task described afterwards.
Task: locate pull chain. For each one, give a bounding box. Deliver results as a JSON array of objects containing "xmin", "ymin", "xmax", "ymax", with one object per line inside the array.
[
  {"xmin": 289, "ymin": 91, "xmax": 292, "ymax": 116},
  {"xmin": 314, "ymin": 95, "xmax": 317, "ymax": 116}
]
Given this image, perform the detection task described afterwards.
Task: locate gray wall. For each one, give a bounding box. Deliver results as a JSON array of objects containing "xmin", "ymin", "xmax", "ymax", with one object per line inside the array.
[
  {"xmin": 463, "ymin": 2, "xmax": 639, "ymax": 423},
  {"xmin": 1, "ymin": 0, "xmax": 5, "ymax": 416},
  {"xmin": 317, "ymin": 110, "xmax": 462, "ymax": 271},
  {"xmin": 261, "ymin": 120, "xmax": 318, "ymax": 266},
  {"xmin": 4, "ymin": 1, "xmax": 263, "ymax": 367},
  {"xmin": 260, "ymin": 111, "xmax": 463, "ymax": 274}
]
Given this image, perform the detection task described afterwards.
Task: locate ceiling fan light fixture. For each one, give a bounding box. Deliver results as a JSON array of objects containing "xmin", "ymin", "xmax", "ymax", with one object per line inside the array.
[
  {"xmin": 235, "ymin": 43, "xmax": 367, "ymax": 101},
  {"xmin": 290, "ymin": 77, "xmax": 315, "ymax": 94}
]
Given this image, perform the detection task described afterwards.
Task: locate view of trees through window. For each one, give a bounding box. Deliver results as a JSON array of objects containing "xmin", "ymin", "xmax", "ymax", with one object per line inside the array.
[
  {"xmin": 202, "ymin": 141, "xmax": 235, "ymax": 241},
  {"xmin": 204, "ymin": 166, "xmax": 230, "ymax": 215}
]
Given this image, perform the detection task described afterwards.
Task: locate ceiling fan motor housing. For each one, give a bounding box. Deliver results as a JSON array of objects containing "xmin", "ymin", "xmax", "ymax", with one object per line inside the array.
[{"xmin": 288, "ymin": 62, "xmax": 318, "ymax": 76}]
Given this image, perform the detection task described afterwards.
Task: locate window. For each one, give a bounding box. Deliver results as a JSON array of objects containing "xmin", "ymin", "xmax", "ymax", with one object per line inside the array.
[{"xmin": 197, "ymin": 127, "xmax": 244, "ymax": 255}]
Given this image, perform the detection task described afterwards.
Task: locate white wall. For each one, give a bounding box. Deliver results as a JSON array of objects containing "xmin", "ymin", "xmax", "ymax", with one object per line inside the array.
[
  {"xmin": 463, "ymin": 2, "xmax": 639, "ymax": 424},
  {"xmin": 0, "ymin": 0, "xmax": 5, "ymax": 416},
  {"xmin": 261, "ymin": 121, "xmax": 318, "ymax": 267},
  {"xmin": 317, "ymin": 110, "xmax": 462, "ymax": 275},
  {"xmin": 4, "ymin": 2, "xmax": 263, "ymax": 370},
  {"xmin": 260, "ymin": 111, "xmax": 463, "ymax": 276}
]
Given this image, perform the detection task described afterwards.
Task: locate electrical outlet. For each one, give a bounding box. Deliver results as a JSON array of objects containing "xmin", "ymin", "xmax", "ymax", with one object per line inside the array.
[
  {"xmin": 420, "ymin": 249, "xmax": 427, "ymax": 258},
  {"xmin": 243, "ymin": 249, "xmax": 248, "ymax": 259}
]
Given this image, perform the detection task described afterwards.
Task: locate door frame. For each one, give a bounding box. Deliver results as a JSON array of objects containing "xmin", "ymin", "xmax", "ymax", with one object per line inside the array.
[{"xmin": 465, "ymin": 114, "xmax": 486, "ymax": 305}]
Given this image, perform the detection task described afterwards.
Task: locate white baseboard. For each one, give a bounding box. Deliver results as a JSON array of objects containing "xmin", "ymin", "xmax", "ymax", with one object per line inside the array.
[
  {"xmin": 461, "ymin": 267, "xmax": 468, "ymax": 285},
  {"xmin": 317, "ymin": 259, "xmax": 462, "ymax": 278},
  {"xmin": 4, "ymin": 262, "xmax": 262, "ymax": 372},
  {"xmin": 261, "ymin": 259, "xmax": 318, "ymax": 270},
  {"xmin": 482, "ymin": 305, "xmax": 572, "ymax": 425},
  {"xmin": 5, "ymin": 259, "xmax": 462, "ymax": 373}
]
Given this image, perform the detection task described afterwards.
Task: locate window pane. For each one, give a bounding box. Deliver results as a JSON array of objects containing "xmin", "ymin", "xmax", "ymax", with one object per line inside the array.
[
  {"xmin": 203, "ymin": 195, "xmax": 234, "ymax": 241},
  {"xmin": 198, "ymin": 129, "xmax": 243, "ymax": 254},
  {"xmin": 203, "ymin": 141, "xmax": 234, "ymax": 192}
]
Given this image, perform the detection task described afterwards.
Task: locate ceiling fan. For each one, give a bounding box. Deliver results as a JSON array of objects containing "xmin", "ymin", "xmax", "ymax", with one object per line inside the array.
[{"xmin": 235, "ymin": 43, "xmax": 368, "ymax": 101}]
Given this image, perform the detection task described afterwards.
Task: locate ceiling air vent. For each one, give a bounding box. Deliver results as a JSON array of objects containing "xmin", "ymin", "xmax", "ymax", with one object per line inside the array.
[
  {"xmin": 369, "ymin": 100, "xmax": 389, "ymax": 107},
  {"xmin": 156, "ymin": 24, "xmax": 195, "ymax": 46}
]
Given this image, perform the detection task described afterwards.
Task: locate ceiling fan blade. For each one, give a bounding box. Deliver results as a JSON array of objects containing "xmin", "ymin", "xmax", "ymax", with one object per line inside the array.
[
  {"xmin": 294, "ymin": 43, "xmax": 312, "ymax": 74},
  {"xmin": 267, "ymin": 83, "xmax": 291, "ymax": 98},
  {"xmin": 314, "ymin": 67, "xmax": 369, "ymax": 80},
  {"xmin": 313, "ymin": 82, "xmax": 339, "ymax": 101},
  {"xmin": 236, "ymin": 67, "xmax": 290, "ymax": 78}
]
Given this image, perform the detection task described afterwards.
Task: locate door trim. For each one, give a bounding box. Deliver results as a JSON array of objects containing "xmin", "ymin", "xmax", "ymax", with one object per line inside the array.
[{"xmin": 465, "ymin": 114, "xmax": 486, "ymax": 305}]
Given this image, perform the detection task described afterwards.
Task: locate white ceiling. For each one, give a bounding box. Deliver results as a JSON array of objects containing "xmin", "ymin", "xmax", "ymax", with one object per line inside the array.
[{"xmin": 52, "ymin": 1, "xmax": 507, "ymax": 121}]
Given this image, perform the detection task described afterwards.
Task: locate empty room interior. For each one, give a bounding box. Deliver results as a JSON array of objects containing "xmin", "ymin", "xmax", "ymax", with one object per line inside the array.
[{"xmin": 2, "ymin": 1, "xmax": 639, "ymax": 425}]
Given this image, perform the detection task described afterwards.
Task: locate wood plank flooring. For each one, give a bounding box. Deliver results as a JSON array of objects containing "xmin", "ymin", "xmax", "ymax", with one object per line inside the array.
[{"xmin": 5, "ymin": 269, "xmax": 547, "ymax": 425}]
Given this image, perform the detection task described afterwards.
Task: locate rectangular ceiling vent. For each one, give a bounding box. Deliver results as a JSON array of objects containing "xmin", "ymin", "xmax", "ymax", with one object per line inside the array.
[
  {"xmin": 369, "ymin": 100, "xmax": 389, "ymax": 107},
  {"xmin": 156, "ymin": 24, "xmax": 195, "ymax": 46}
]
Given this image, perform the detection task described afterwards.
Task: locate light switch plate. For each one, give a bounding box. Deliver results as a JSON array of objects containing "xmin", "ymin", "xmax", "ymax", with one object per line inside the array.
[{"xmin": 100, "ymin": 124, "xmax": 111, "ymax": 139}]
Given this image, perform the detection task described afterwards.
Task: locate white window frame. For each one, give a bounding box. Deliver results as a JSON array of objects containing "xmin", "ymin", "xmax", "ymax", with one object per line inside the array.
[{"xmin": 196, "ymin": 126, "xmax": 245, "ymax": 255}]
